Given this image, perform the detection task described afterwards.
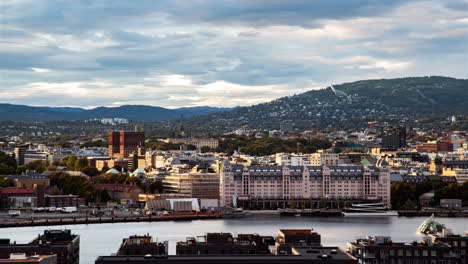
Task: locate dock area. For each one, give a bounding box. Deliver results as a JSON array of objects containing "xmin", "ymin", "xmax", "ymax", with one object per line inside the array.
[{"xmin": 0, "ymin": 212, "xmax": 222, "ymax": 228}]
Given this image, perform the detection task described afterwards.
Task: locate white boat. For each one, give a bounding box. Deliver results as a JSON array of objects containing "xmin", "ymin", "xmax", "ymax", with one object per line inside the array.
[{"xmin": 342, "ymin": 203, "xmax": 398, "ymax": 217}]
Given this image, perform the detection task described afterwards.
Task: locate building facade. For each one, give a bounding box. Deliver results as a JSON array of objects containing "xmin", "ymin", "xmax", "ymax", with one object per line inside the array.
[
  {"xmin": 94, "ymin": 183, "xmax": 143, "ymax": 200},
  {"xmin": 162, "ymin": 173, "xmax": 220, "ymax": 200},
  {"xmin": 0, "ymin": 230, "xmax": 79, "ymax": 264},
  {"xmin": 7, "ymin": 172, "xmax": 50, "ymax": 189},
  {"xmin": 220, "ymin": 163, "xmax": 390, "ymax": 208},
  {"xmin": 310, "ymin": 152, "xmax": 339, "ymax": 166},
  {"xmin": 96, "ymin": 229, "xmax": 357, "ymax": 264},
  {"xmin": 108, "ymin": 132, "xmax": 145, "ymax": 159},
  {"xmin": 117, "ymin": 235, "xmax": 168, "ymax": 256},
  {"xmin": 275, "ymin": 154, "xmax": 311, "ymax": 166},
  {"xmin": 381, "ymin": 126, "xmax": 406, "ymax": 149},
  {"xmin": 176, "ymin": 232, "xmax": 273, "ymax": 255},
  {"xmin": 165, "ymin": 138, "xmax": 219, "ymax": 149},
  {"xmin": 416, "ymin": 141, "xmax": 454, "ymax": 153},
  {"xmin": 0, "ymin": 188, "xmax": 37, "ymax": 209},
  {"xmin": 14, "ymin": 146, "xmax": 27, "ymax": 166},
  {"xmin": 347, "ymin": 236, "xmax": 460, "ymax": 264}
]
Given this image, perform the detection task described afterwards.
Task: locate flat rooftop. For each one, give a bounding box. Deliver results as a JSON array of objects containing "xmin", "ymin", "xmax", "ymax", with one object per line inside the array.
[{"xmin": 96, "ymin": 247, "xmax": 356, "ymax": 263}]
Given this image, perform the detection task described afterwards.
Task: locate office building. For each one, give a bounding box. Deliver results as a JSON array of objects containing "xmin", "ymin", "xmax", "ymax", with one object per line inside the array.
[
  {"xmin": 381, "ymin": 126, "xmax": 406, "ymax": 149},
  {"xmin": 13, "ymin": 146, "xmax": 27, "ymax": 166},
  {"xmin": 162, "ymin": 173, "xmax": 220, "ymax": 200}
]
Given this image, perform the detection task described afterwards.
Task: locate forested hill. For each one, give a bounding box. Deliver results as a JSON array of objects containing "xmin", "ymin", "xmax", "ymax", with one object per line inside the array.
[{"xmin": 150, "ymin": 76, "xmax": 467, "ymax": 133}]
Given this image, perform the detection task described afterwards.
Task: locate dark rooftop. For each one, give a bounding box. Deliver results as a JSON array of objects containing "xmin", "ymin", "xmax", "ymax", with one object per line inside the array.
[{"xmin": 7, "ymin": 171, "xmax": 49, "ymax": 181}]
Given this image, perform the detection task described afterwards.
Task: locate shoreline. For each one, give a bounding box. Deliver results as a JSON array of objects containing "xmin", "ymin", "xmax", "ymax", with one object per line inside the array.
[
  {"xmin": 0, "ymin": 212, "xmax": 222, "ymax": 228},
  {"xmin": 1, "ymin": 209, "xmax": 467, "ymax": 228}
]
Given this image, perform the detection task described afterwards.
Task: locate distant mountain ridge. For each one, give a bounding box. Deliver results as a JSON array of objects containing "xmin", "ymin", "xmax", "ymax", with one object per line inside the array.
[{"xmin": 0, "ymin": 104, "xmax": 232, "ymax": 121}]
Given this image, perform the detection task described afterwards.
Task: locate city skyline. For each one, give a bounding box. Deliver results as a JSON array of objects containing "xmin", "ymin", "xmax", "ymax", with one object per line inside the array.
[{"xmin": 1, "ymin": 0, "xmax": 467, "ymax": 108}]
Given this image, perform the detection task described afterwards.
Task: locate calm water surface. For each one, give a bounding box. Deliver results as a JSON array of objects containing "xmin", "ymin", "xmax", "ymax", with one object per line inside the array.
[{"xmin": 0, "ymin": 216, "xmax": 466, "ymax": 264}]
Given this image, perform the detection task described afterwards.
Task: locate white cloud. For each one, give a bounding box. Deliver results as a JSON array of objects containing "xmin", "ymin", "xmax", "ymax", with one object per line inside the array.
[
  {"xmin": 31, "ymin": 68, "xmax": 52, "ymax": 73},
  {"xmin": 33, "ymin": 32, "xmax": 117, "ymax": 52}
]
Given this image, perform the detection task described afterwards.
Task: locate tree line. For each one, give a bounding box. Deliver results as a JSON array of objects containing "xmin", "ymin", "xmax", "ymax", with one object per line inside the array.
[
  {"xmin": 391, "ymin": 181, "xmax": 468, "ymax": 210},
  {"xmin": 216, "ymin": 135, "xmax": 332, "ymax": 155}
]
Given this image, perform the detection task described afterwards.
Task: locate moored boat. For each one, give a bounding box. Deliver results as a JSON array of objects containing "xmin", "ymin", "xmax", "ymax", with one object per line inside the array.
[{"xmin": 342, "ymin": 202, "xmax": 398, "ymax": 217}]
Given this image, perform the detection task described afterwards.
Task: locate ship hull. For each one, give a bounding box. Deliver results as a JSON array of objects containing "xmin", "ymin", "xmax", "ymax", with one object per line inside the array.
[{"xmin": 343, "ymin": 211, "xmax": 399, "ymax": 217}]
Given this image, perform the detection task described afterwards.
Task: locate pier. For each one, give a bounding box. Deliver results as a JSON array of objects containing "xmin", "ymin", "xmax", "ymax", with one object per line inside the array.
[{"xmin": 0, "ymin": 212, "xmax": 222, "ymax": 228}]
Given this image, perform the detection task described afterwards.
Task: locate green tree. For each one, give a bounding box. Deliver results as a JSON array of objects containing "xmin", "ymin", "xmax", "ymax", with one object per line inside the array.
[
  {"xmin": 0, "ymin": 177, "xmax": 14, "ymax": 187},
  {"xmin": 16, "ymin": 160, "xmax": 47, "ymax": 173},
  {"xmin": 74, "ymin": 157, "xmax": 89, "ymax": 171},
  {"xmin": 414, "ymin": 181, "xmax": 433, "ymax": 200},
  {"xmin": 200, "ymin": 146, "xmax": 213, "ymax": 153},
  {"xmin": 435, "ymin": 183, "xmax": 461, "ymax": 200},
  {"xmin": 147, "ymin": 181, "xmax": 164, "ymax": 194},
  {"xmin": 48, "ymin": 171, "xmax": 98, "ymax": 202},
  {"xmin": 0, "ymin": 151, "xmax": 16, "ymax": 168},
  {"xmin": 82, "ymin": 167, "xmax": 100, "ymax": 177},
  {"xmin": 0, "ymin": 163, "xmax": 16, "ymax": 175},
  {"xmin": 98, "ymin": 189, "xmax": 111, "ymax": 202},
  {"xmin": 391, "ymin": 182, "xmax": 414, "ymax": 209},
  {"xmin": 401, "ymin": 199, "xmax": 418, "ymax": 210},
  {"xmin": 66, "ymin": 155, "xmax": 78, "ymax": 170},
  {"xmin": 332, "ymin": 147, "xmax": 342, "ymax": 154}
]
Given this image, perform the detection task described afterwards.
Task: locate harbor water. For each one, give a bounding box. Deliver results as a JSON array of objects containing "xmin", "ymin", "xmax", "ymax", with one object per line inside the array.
[{"xmin": 0, "ymin": 215, "xmax": 466, "ymax": 264}]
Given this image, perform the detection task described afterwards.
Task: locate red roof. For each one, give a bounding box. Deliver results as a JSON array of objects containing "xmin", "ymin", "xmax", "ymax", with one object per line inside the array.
[
  {"xmin": 0, "ymin": 188, "xmax": 35, "ymax": 194},
  {"xmin": 94, "ymin": 183, "xmax": 142, "ymax": 192}
]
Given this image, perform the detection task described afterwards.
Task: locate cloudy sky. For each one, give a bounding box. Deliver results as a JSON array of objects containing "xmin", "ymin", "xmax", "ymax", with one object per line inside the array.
[{"xmin": 1, "ymin": 0, "xmax": 467, "ymax": 108}]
